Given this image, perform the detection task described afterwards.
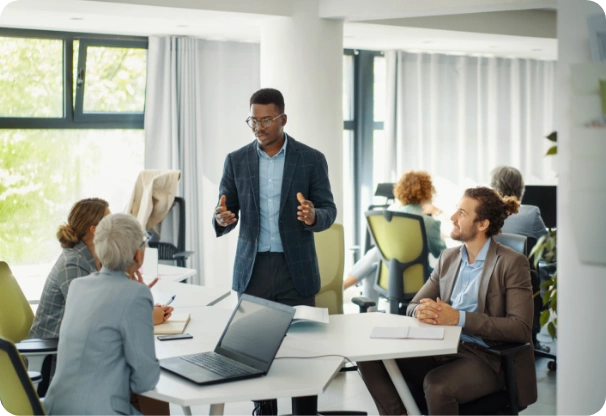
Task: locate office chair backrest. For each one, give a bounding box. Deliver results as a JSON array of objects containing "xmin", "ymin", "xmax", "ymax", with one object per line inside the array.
[
  {"xmin": 494, "ymin": 233, "xmax": 528, "ymax": 256},
  {"xmin": 0, "ymin": 337, "xmax": 46, "ymax": 415},
  {"xmin": 149, "ymin": 196, "xmax": 192, "ymax": 267},
  {"xmin": 0, "ymin": 262, "xmax": 34, "ymax": 343},
  {"xmin": 365, "ymin": 210, "xmax": 428, "ymax": 314},
  {"xmin": 314, "ymin": 223, "xmax": 345, "ymax": 315}
]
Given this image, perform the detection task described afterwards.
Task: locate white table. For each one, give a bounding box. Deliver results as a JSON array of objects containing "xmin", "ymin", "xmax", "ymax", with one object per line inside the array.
[
  {"xmin": 150, "ymin": 281, "xmax": 230, "ymax": 307},
  {"xmin": 284, "ymin": 313, "xmax": 462, "ymax": 415},
  {"xmin": 142, "ymin": 307, "xmax": 344, "ymax": 415},
  {"xmin": 154, "ymin": 264, "xmax": 197, "ymax": 283}
]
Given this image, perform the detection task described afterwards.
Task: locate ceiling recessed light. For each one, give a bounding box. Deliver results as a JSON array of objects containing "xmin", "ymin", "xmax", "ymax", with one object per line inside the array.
[{"xmin": 70, "ymin": 17, "xmax": 84, "ymax": 20}]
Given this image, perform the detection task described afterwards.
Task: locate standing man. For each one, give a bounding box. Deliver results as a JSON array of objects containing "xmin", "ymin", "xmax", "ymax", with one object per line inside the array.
[
  {"xmin": 213, "ymin": 88, "xmax": 336, "ymax": 415},
  {"xmin": 358, "ymin": 187, "xmax": 537, "ymax": 415}
]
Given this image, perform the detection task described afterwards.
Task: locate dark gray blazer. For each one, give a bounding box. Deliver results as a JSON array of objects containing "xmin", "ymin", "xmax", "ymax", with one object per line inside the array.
[{"xmin": 214, "ymin": 134, "xmax": 337, "ymax": 297}]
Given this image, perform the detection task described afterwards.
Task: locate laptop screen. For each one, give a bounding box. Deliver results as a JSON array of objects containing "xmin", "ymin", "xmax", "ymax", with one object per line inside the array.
[{"xmin": 215, "ymin": 296, "xmax": 295, "ymax": 371}]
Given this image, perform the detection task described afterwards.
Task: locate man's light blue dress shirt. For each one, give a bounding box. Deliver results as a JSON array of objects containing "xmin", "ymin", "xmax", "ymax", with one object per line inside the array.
[
  {"xmin": 257, "ymin": 135, "xmax": 287, "ymax": 252},
  {"xmin": 451, "ymin": 238, "xmax": 492, "ymax": 348}
]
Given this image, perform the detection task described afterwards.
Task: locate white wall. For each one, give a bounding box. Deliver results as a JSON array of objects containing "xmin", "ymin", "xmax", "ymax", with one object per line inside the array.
[{"xmin": 557, "ymin": 0, "xmax": 606, "ymax": 414}]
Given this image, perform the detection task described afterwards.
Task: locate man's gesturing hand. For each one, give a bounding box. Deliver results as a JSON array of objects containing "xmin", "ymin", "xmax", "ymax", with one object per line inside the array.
[
  {"xmin": 214, "ymin": 195, "xmax": 237, "ymax": 227},
  {"xmin": 296, "ymin": 192, "xmax": 316, "ymax": 226}
]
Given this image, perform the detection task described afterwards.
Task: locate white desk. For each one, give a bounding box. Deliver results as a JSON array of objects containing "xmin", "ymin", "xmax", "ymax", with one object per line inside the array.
[
  {"xmin": 154, "ymin": 264, "xmax": 196, "ymax": 283},
  {"xmin": 143, "ymin": 307, "xmax": 343, "ymax": 415},
  {"xmin": 285, "ymin": 313, "xmax": 462, "ymax": 416},
  {"xmin": 151, "ymin": 281, "xmax": 230, "ymax": 307}
]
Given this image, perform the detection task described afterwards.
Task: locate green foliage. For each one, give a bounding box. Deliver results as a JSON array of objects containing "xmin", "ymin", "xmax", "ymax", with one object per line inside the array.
[
  {"xmin": 0, "ymin": 37, "xmax": 146, "ymax": 264},
  {"xmin": 530, "ymin": 230, "xmax": 557, "ymax": 339},
  {"xmin": 545, "ymin": 131, "xmax": 557, "ymax": 156}
]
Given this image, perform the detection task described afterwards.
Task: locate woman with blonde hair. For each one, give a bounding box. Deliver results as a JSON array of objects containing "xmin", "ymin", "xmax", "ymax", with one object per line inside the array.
[
  {"xmin": 344, "ymin": 170, "xmax": 447, "ymax": 293},
  {"xmin": 30, "ymin": 198, "xmax": 111, "ymax": 339}
]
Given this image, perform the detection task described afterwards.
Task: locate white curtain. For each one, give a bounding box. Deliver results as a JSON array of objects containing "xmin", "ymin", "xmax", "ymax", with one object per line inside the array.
[
  {"xmin": 383, "ymin": 51, "xmax": 556, "ymax": 209},
  {"xmin": 144, "ymin": 37, "xmax": 260, "ymax": 286}
]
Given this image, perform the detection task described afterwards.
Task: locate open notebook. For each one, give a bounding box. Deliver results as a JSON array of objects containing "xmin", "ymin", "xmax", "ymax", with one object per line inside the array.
[{"xmin": 154, "ymin": 312, "xmax": 191, "ymax": 335}]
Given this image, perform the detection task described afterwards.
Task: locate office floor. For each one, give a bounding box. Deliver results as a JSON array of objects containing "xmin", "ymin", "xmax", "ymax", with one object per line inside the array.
[{"xmin": 169, "ymin": 294, "xmax": 557, "ymax": 416}]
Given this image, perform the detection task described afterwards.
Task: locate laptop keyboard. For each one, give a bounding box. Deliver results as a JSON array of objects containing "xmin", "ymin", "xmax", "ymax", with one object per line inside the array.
[{"xmin": 180, "ymin": 352, "xmax": 257, "ymax": 378}]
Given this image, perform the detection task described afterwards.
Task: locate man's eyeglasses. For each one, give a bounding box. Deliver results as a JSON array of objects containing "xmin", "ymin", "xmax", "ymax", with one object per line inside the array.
[
  {"xmin": 245, "ymin": 114, "xmax": 284, "ymax": 129},
  {"xmin": 140, "ymin": 231, "xmax": 152, "ymax": 248}
]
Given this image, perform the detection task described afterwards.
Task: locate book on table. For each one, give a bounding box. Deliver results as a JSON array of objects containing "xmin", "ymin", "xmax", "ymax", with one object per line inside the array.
[
  {"xmin": 154, "ymin": 312, "xmax": 191, "ymax": 335},
  {"xmin": 291, "ymin": 305, "xmax": 329, "ymax": 324},
  {"xmin": 370, "ymin": 326, "xmax": 445, "ymax": 340}
]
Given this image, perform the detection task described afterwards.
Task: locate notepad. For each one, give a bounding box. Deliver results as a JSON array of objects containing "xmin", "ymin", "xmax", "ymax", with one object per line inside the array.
[
  {"xmin": 370, "ymin": 326, "xmax": 445, "ymax": 340},
  {"xmin": 154, "ymin": 312, "xmax": 191, "ymax": 335},
  {"xmin": 291, "ymin": 305, "xmax": 329, "ymax": 324}
]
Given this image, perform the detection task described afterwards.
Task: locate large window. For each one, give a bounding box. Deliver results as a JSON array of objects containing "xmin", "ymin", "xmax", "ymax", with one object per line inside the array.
[
  {"xmin": 0, "ymin": 30, "xmax": 147, "ymax": 278},
  {"xmin": 343, "ymin": 50, "xmax": 385, "ymax": 264}
]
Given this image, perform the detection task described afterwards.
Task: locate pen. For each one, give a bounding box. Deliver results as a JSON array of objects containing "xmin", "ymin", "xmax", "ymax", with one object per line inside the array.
[{"xmin": 165, "ymin": 295, "xmax": 176, "ymax": 306}]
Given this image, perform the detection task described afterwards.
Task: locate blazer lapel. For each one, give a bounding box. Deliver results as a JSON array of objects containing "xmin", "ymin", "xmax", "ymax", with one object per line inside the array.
[
  {"xmin": 443, "ymin": 252, "xmax": 463, "ymax": 302},
  {"xmin": 246, "ymin": 143, "xmax": 260, "ymax": 212},
  {"xmin": 280, "ymin": 134, "xmax": 298, "ymax": 216},
  {"xmin": 477, "ymin": 238, "xmax": 499, "ymax": 314}
]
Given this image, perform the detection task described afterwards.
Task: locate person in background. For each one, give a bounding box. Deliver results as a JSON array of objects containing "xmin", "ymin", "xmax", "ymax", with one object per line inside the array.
[
  {"xmin": 43, "ymin": 213, "xmax": 163, "ymax": 415},
  {"xmin": 343, "ymin": 170, "xmax": 447, "ymax": 292},
  {"xmin": 357, "ymin": 187, "xmax": 536, "ymax": 415},
  {"xmin": 490, "ymin": 166, "xmax": 548, "ymax": 240},
  {"xmin": 213, "ymin": 88, "xmax": 337, "ymax": 415}
]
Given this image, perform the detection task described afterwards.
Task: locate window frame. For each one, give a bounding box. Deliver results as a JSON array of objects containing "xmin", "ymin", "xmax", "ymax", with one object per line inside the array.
[{"xmin": 0, "ymin": 28, "xmax": 148, "ymax": 129}]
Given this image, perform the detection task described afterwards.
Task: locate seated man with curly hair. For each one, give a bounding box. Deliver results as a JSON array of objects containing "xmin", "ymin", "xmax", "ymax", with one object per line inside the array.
[{"xmin": 344, "ymin": 170, "xmax": 447, "ymax": 298}]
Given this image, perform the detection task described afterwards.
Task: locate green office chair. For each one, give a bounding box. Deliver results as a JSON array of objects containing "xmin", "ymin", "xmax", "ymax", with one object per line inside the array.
[
  {"xmin": 0, "ymin": 336, "xmax": 46, "ymax": 415},
  {"xmin": 0, "ymin": 262, "xmax": 57, "ymax": 396},
  {"xmin": 312, "ymin": 223, "xmax": 369, "ymax": 416},
  {"xmin": 365, "ymin": 210, "xmax": 429, "ymax": 314}
]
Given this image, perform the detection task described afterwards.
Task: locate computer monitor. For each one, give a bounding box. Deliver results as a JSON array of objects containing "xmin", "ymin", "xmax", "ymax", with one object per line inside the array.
[{"xmin": 522, "ymin": 185, "xmax": 557, "ymax": 230}]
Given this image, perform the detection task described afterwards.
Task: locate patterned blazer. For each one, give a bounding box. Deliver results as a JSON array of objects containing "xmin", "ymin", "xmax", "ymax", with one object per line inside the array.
[
  {"xmin": 29, "ymin": 242, "xmax": 98, "ymax": 339},
  {"xmin": 407, "ymin": 238, "xmax": 537, "ymax": 408},
  {"xmin": 214, "ymin": 135, "xmax": 337, "ymax": 297}
]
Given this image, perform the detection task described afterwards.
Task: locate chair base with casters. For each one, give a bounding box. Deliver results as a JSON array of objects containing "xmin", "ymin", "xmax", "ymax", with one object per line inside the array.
[
  {"xmin": 0, "ymin": 337, "xmax": 46, "ymax": 415},
  {"xmin": 410, "ymin": 343, "xmax": 532, "ymax": 416}
]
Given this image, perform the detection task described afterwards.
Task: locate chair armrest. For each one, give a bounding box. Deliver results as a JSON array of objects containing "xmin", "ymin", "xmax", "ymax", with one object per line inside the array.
[
  {"xmin": 484, "ymin": 342, "xmax": 531, "ymax": 414},
  {"xmin": 351, "ymin": 296, "xmax": 376, "ymax": 313},
  {"xmin": 16, "ymin": 338, "xmax": 58, "ymax": 355},
  {"xmin": 173, "ymin": 251, "xmax": 194, "ymax": 260},
  {"xmin": 484, "ymin": 342, "xmax": 531, "ymax": 358},
  {"xmin": 28, "ymin": 371, "xmax": 42, "ymax": 383}
]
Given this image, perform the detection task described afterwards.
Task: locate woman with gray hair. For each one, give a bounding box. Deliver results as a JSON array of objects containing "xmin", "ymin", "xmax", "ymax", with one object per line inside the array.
[
  {"xmin": 490, "ymin": 166, "xmax": 548, "ymax": 240},
  {"xmin": 43, "ymin": 213, "xmax": 167, "ymax": 415}
]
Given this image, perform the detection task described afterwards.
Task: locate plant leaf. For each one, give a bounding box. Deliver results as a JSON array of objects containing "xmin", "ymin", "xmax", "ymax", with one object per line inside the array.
[
  {"xmin": 540, "ymin": 309, "xmax": 550, "ymax": 328},
  {"xmin": 546, "ymin": 131, "xmax": 558, "ymax": 142},
  {"xmin": 548, "ymin": 322, "xmax": 556, "ymax": 339},
  {"xmin": 545, "ymin": 146, "xmax": 557, "ymax": 156}
]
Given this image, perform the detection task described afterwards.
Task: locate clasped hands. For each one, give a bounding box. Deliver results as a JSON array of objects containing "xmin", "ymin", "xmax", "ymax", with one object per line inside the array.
[
  {"xmin": 414, "ymin": 297, "xmax": 460, "ymax": 326},
  {"xmin": 214, "ymin": 192, "xmax": 316, "ymax": 227}
]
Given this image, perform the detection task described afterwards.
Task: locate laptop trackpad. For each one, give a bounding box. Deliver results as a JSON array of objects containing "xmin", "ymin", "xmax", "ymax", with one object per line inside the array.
[{"xmin": 161, "ymin": 357, "xmax": 223, "ymax": 383}]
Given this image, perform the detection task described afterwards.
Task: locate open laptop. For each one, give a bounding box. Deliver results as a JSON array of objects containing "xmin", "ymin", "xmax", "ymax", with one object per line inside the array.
[{"xmin": 159, "ymin": 294, "xmax": 295, "ymax": 385}]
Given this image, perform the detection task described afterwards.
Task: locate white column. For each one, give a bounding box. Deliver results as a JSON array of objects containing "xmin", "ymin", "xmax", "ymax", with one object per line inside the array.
[
  {"xmin": 260, "ymin": 0, "xmax": 344, "ymax": 222},
  {"xmin": 557, "ymin": 0, "xmax": 606, "ymax": 414}
]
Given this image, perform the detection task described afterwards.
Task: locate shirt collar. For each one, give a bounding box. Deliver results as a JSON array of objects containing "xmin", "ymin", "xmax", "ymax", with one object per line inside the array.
[
  {"xmin": 460, "ymin": 237, "xmax": 491, "ymax": 266},
  {"xmin": 256, "ymin": 133, "xmax": 288, "ymax": 159}
]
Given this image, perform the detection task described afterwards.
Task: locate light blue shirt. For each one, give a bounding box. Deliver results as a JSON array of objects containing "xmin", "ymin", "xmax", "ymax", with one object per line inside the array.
[
  {"xmin": 451, "ymin": 238, "xmax": 492, "ymax": 348},
  {"xmin": 257, "ymin": 135, "xmax": 287, "ymax": 252}
]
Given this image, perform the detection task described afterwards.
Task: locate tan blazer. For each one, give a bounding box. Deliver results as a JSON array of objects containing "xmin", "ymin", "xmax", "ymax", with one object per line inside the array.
[{"xmin": 407, "ymin": 238, "xmax": 537, "ymax": 408}]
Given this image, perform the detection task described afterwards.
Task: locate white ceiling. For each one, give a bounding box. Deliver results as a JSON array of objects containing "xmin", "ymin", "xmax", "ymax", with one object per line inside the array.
[{"xmin": 0, "ymin": 0, "xmax": 557, "ymax": 60}]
